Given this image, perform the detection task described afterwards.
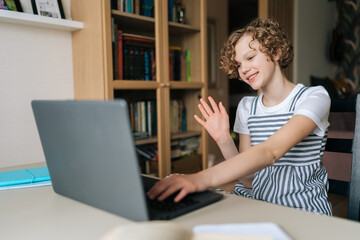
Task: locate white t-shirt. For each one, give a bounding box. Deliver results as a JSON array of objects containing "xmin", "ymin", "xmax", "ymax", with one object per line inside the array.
[{"xmin": 233, "ymin": 84, "xmax": 331, "ymax": 137}]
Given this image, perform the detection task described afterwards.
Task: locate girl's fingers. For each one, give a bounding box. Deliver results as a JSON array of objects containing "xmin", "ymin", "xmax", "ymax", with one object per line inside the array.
[
  {"xmin": 157, "ymin": 184, "xmax": 180, "ymax": 201},
  {"xmin": 198, "ymin": 104, "xmax": 209, "ymax": 120},
  {"xmin": 174, "ymin": 189, "xmax": 189, "ymax": 202},
  {"xmin": 200, "ymin": 98, "xmax": 214, "ymax": 116},
  {"xmin": 219, "ymin": 102, "xmax": 227, "ymax": 114},
  {"xmin": 208, "ymin": 97, "xmax": 220, "ymax": 114},
  {"xmin": 147, "ymin": 181, "xmax": 167, "ymax": 200},
  {"xmin": 194, "ymin": 115, "xmax": 206, "ymax": 126}
]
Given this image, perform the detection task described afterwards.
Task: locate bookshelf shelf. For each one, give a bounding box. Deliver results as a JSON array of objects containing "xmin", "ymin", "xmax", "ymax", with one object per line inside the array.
[
  {"xmin": 111, "ymin": 9, "xmax": 155, "ymax": 22},
  {"xmin": 0, "ymin": 10, "xmax": 83, "ymax": 31},
  {"xmin": 113, "ymin": 80, "xmax": 159, "ymax": 89},
  {"xmin": 169, "ymin": 22, "xmax": 200, "ymax": 34},
  {"xmin": 171, "ymin": 131, "xmax": 202, "ymax": 140},
  {"xmin": 135, "ymin": 130, "xmax": 201, "ymax": 146},
  {"xmin": 135, "ymin": 136, "xmax": 158, "ymax": 146},
  {"xmin": 170, "ymin": 82, "xmax": 203, "ymax": 89},
  {"xmin": 111, "ymin": 10, "xmax": 155, "ymax": 34}
]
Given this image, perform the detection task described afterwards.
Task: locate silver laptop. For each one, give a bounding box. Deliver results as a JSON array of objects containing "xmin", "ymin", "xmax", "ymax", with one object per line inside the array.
[{"xmin": 32, "ymin": 100, "xmax": 223, "ymax": 221}]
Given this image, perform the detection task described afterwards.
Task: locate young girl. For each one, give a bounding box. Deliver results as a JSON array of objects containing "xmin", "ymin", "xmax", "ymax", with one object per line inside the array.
[{"xmin": 148, "ymin": 18, "xmax": 333, "ymax": 215}]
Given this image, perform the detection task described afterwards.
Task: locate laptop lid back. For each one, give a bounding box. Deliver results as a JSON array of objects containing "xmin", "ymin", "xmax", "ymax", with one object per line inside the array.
[{"xmin": 32, "ymin": 100, "xmax": 150, "ymax": 221}]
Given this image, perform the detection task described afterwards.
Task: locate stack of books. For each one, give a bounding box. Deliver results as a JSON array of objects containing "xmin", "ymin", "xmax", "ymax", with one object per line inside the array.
[
  {"xmin": 111, "ymin": 0, "xmax": 155, "ymax": 18},
  {"xmin": 0, "ymin": 166, "xmax": 51, "ymax": 190}
]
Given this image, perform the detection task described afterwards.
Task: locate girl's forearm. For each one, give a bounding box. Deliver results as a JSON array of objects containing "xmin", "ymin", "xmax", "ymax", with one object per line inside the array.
[
  {"xmin": 200, "ymin": 143, "xmax": 275, "ymax": 188},
  {"xmin": 216, "ymin": 133, "xmax": 254, "ymax": 188},
  {"xmin": 216, "ymin": 133, "xmax": 239, "ymax": 159}
]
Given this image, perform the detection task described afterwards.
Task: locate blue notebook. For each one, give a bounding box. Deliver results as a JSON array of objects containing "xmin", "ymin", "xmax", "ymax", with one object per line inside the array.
[{"xmin": 0, "ymin": 167, "xmax": 51, "ymax": 188}]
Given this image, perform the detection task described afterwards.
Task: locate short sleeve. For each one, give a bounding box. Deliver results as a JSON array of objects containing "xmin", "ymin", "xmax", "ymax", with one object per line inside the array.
[
  {"xmin": 233, "ymin": 97, "xmax": 254, "ymax": 135},
  {"xmin": 293, "ymin": 86, "xmax": 331, "ymax": 136}
]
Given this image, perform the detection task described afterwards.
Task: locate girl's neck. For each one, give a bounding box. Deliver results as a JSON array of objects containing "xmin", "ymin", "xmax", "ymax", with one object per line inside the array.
[{"xmin": 261, "ymin": 72, "xmax": 295, "ymax": 107}]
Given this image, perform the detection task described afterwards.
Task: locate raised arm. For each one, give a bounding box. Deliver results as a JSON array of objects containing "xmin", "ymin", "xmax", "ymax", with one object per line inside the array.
[
  {"xmin": 147, "ymin": 114, "xmax": 317, "ymax": 202},
  {"xmin": 194, "ymin": 96, "xmax": 238, "ymax": 159},
  {"xmin": 194, "ymin": 96, "xmax": 253, "ymax": 187}
]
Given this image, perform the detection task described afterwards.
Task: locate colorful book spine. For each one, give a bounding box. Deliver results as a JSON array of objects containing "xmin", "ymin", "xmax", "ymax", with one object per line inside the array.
[
  {"xmin": 168, "ymin": 0, "xmax": 174, "ymax": 21},
  {"xmin": 169, "ymin": 46, "xmax": 181, "ymax": 81},
  {"xmin": 118, "ymin": 30, "xmax": 123, "ymax": 80},
  {"xmin": 128, "ymin": 99, "xmax": 157, "ymax": 138},
  {"xmin": 126, "ymin": 0, "xmax": 132, "ymax": 13},
  {"xmin": 144, "ymin": 49, "xmax": 151, "ymax": 80},
  {"xmin": 120, "ymin": 33, "xmax": 155, "ymax": 80}
]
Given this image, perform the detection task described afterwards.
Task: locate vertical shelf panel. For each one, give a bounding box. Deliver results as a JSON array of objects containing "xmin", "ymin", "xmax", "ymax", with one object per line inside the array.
[
  {"xmin": 200, "ymin": 0, "xmax": 208, "ymax": 169},
  {"xmin": 155, "ymin": 0, "xmax": 171, "ymax": 178},
  {"xmin": 71, "ymin": 0, "xmax": 108, "ymax": 100}
]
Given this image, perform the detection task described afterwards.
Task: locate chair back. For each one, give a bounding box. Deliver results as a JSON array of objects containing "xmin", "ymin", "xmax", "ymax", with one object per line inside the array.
[{"xmin": 325, "ymin": 94, "xmax": 360, "ymax": 221}]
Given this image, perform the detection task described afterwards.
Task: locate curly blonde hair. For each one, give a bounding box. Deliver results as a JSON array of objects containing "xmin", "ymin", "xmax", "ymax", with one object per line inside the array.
[{"xmin": 220, "ymin": 18, "xmax": 293, "ymax": 79}]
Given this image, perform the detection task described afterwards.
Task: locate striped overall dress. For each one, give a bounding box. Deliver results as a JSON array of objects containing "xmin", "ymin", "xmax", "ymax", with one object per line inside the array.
[{"xmin": 233, "ymin": 87, "xmax": 333, "ymax": 215}]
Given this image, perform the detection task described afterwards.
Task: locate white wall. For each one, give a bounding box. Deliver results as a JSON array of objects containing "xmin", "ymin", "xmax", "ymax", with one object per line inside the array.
[
  {"xmin": 0, "ymin": 22, "xmax": 74, "ymax": 168},
  {"xmin": 293, "ymin": 0, "xmax": 336, "ymax": 85}
]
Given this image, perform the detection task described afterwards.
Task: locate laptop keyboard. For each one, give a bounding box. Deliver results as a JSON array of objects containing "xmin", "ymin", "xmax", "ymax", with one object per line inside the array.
[
  {"xmin": 146, "ymin": 195, "xmax": 199, "ymax": 212},
  {"xmin": 141, "ymin": 176, "xmax": 222, "ymax": 220}
]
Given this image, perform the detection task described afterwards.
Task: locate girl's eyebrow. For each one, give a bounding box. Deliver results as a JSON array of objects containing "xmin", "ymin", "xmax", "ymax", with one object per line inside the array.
[
  {"xmin": 236, "ymin": 49, "xmax": 256, "ymax": 65},
  {"xmin": 244, "ymin": 48, "xmax": 256, "ymax": 57}
]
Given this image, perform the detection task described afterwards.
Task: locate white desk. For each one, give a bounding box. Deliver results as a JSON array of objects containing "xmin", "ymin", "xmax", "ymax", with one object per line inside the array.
[{"xmin": 1, "ymin": 185, "xmax": 360, "ymax": 240}]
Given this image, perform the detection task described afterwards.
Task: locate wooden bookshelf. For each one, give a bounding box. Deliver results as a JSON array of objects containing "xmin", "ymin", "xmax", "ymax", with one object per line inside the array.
[{"xmin": 71, "ymin": 0, "xmax": 208, "ymax": 178}]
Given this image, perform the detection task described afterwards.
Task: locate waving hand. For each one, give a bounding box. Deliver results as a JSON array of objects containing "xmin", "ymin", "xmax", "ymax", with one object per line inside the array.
[{"xmin": 194, "ymin": 97, "xmax": 230, "ymax": 144}]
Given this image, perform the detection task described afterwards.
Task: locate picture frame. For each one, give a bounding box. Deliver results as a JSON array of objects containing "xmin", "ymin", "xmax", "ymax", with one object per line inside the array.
[
  {"xmin": 31, "ymin": 0, "xmax": 65, "ymax": 19},
  {"xmin": 2, "ymin": 0, "xmax": 23, "ymax": 12}
]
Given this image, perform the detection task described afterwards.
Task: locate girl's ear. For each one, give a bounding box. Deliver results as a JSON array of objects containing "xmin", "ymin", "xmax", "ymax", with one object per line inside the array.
[{"xmin": 274, "ymin": 49, "xmax": 282, "ymax": 62}]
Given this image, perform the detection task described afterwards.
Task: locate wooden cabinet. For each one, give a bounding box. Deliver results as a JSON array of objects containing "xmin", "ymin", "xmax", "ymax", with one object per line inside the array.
[{"xmin": 71, "ymin": 0, "xmax": 208, "ymax": 178}]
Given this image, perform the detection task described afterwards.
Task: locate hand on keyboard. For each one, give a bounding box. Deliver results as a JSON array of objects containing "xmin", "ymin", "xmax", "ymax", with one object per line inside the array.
[{"xmin": 146, "ymin": 173, "xmax": 208, "ymax": 202}]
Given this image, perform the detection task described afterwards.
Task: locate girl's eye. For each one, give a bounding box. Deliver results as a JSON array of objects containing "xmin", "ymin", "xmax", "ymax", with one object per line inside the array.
[{"xmin": 248, "ymin": 55, "xmax": 255, "ymax": 60}]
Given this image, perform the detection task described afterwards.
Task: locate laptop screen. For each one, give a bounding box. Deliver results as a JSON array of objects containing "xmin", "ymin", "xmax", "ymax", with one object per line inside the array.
[{"xmin": 32, "ymin": 100, "xmax": 150, "ymax": 221}]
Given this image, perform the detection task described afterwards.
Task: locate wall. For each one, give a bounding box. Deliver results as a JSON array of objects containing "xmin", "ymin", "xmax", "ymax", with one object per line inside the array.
[
  {"xmin": 0, "ymin": 22, "xmax": 74, "ymax": 168},
  {"xmin": 293, "ymin": 0, "xmax": 336, "ymax": 85},
  {"xmin": 206, "ymin": 0, "xmax": 229, "ymax": 165}
]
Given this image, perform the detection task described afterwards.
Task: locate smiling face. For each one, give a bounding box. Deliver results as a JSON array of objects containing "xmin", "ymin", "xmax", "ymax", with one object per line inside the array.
[{"xmin": 234, "ymin": 34, "xmax": 280, "ymax": 90}]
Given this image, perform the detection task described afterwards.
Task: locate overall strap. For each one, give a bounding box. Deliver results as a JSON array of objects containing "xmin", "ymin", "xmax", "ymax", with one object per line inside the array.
[
  {"xmin": 250, "ymin": 96, "xmax": 259, "ymax": 115},
  {"xmin": 288, "ymin": 87, "xmax": 308, "ymax": 112}
]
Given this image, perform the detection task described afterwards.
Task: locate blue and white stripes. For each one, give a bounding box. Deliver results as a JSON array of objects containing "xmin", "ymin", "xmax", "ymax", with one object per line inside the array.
[
  {"xmin": 233, "ymin": 87, "xmax": 333, "ymax": 215},
  {"xmin": 248, "ymin": 113, "xmax": 327, "ymax": 167}
]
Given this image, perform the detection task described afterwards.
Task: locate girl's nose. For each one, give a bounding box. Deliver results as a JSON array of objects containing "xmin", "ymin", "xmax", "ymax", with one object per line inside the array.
[{"xmin": 241, "ymin": 65, "xmax": 250, "ymax": 75}]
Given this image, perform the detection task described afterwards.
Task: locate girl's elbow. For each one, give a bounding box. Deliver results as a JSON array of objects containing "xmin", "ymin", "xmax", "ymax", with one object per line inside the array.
[{"xmin": 265, "ymin": 149, "xmax": 280, "ymax": 166}]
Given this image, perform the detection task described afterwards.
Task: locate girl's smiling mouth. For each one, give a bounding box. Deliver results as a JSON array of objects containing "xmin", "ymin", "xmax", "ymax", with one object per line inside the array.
[{"xmin": 247, "ymin": 72, "xmax": 258, "ymax": 83}]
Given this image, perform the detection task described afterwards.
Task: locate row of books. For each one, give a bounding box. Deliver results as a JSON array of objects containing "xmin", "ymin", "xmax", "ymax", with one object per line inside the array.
[
  {"xmin": 168, "ymin": 0, "xmax": 186, "ymax": 24},
  {"xmin": 112, "ymin": 21, "xmax": 156, "ymax": 80},
  {"xmin": 136, "ymin": 136, "xmax": 199, "ymax": 174},
  {"xmin": 129, "ymin": 100, "xmax": 157, "ymax": 138},
  {"xmin": 111, "ymin": 0, "xmax": 154, "ymax": 17},
  {"xmin": 110, "ymin": 0, "xmax": 186, "ymax": 24},
  {"xmin": 170, "ymin": 99, "xmax": 186, "ymax": 134},
  {"xmin": 171, "ymin": 137, "xmax": 199, "ymax": 160},
  {"xmin": 112, "ymin": 24, "xmax": 187, "ymax": 81},
  {"xmin": 128, "ymin": 99, "xmax": 186, "ymax": 139},
  {"xmin": 136, "ymin": 143, "xmax": 157, "ymax": 174}
]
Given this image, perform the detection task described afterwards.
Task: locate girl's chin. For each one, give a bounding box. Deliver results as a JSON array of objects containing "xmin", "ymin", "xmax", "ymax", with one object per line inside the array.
[{"xmin": 249, "ymin": 83, "xmax": 261, "ymax": 91}]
